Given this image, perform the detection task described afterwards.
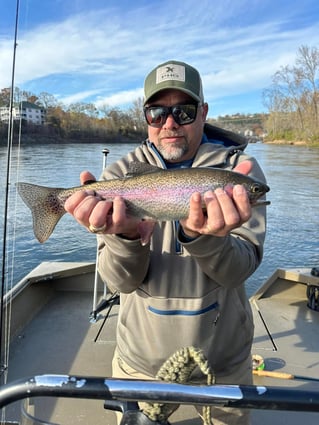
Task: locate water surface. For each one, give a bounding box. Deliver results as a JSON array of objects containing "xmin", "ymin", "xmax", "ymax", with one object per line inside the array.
[{"xmin": 1, "ymin": 142, "xmax": 318, "ymax": 296}]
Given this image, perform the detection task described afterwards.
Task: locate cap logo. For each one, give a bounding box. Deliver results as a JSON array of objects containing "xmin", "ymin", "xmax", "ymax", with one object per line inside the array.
[{"xmin": 156, "ymin": 64, "xmax": 185, "ymax": 84}]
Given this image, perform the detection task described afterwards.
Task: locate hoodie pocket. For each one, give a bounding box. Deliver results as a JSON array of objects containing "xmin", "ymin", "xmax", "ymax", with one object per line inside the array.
[{"xmin": 143, "ymin": 288, "xmax": 221, "ymax": 352}]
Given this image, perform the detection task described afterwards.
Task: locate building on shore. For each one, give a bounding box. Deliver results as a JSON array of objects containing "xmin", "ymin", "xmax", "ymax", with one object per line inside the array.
[{"xmin": 0, "ymin": 101, "xmax": 46, "ymax": 125}]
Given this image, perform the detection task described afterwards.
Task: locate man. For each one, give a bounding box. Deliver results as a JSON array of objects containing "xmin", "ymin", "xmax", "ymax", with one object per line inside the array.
[{"xmin": 65, "ymin": 60, "xmax": 267, "ymax": 424}]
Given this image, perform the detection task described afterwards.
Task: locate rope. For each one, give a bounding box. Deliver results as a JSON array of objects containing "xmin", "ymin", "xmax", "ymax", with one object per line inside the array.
[{"xmin": 142, "ymin": 346, "xmax": 215, "ymax": 424}]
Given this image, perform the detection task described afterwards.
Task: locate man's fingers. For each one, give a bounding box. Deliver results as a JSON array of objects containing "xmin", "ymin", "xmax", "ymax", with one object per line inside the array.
[
  {"xmin": 138, "ymin": 221, "xmax": 156, "ymax": 246},
  {"xmin": 233, "ymin": 160, "xmax": 252, "ymax": 175},
  {"xmin": 187, "ymin": 192, "xmax": 204, "ymax": 227},
  {"xmin": 64, "ymin": 190, "xmax": 89, "ymax": 214},
  {"xmin": 232, "ymin": 185, "xmax": 251, "ymax": 222},
  {"xmin": 80, "ymin": 170, "xmax": 96, "ymax": 185}
]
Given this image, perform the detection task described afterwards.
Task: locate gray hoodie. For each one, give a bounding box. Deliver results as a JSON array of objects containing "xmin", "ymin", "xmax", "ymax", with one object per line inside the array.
[{"xmin": 97, "ymin": 124, "xmax": 267, "ymax": 379}]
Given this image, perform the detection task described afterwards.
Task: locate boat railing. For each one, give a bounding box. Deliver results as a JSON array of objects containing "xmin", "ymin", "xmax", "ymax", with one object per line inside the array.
[{"xmin": 1, "ymin": 374, "xmax": 319, "ymax": 415}]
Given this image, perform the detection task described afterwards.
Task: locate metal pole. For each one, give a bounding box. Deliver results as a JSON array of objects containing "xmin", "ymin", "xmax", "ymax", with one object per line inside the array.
[
  {"xmin": 1, "ymin": 374, "xmax": 319, "ymax": 412},
  {"xmin": 90, "ymin": 148, "xmax": 109, "ymax": 321}
]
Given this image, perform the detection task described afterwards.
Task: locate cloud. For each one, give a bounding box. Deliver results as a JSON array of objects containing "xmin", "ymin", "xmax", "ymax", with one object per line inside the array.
[
  {"xmin": 1, "ymin": 0, "xmax": 319, "ymax": 116},
  {"xmin": 94, "ymin": 88, "xmax": 144, "ymax": 108},
  {"xmin": 58, "ymin": 89, "xmax": 103, "ymax": 105}
]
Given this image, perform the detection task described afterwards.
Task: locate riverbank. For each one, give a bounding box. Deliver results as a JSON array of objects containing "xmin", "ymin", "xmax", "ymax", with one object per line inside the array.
[
  {"xmin": 0, "ymin": 134, "xmax": 145, "ymax": 146},
  {"xmin": 264, "ymin": 139, "xmax": 307, "ymax": 145},
  {"xmin": 2, "ymin": 134, "xmax": 318, "ymax": 147},
  {"xmin": 264, "ymin": 139, "xmax": 319, "ymax": 147}
]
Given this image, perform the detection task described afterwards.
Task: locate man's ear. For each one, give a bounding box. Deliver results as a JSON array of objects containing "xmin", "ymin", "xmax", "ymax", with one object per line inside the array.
[{"xmin": 201, "ymin": 102, "xmax": 209, "ymax": 122}]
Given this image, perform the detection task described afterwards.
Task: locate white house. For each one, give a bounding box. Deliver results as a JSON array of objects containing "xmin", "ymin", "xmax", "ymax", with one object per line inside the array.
[{"xmin": 0, "ymin": 101, "xmax": 46, "ymax": 125}]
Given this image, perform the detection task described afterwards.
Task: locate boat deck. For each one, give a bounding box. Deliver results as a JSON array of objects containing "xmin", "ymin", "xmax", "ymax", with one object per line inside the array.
[
  {"xmin": 3, "ymin": 262, "xmax": 115, "ymax": 424},
  {"xmin": 2, "ymin": 264, "xmax": 319, "ymax": 424},
  {"xmin": 3, "ymin": 262, "xmax": 200, "ymax": 424},
  {"xmin": 250, "ymin": 268, "xmax": 319, "ymax": 424}
]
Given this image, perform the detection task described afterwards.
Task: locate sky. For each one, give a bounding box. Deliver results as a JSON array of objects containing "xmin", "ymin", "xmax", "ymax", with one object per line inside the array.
[{"xmin": 1, "ymin": 0, "xmax": 319, "ymax": 118}]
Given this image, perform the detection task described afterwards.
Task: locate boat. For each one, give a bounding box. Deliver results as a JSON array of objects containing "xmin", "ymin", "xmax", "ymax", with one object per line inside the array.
[
  {"xmin": 0, "ymin": 263, "xmax": 318, "ymax": 424},
  {"xmin": 1, "ymin": 4, "xmax": 318, "ymax": 423},
  {"xmin": 250, "ymin": 267, "xmax": 319, "ymax": 424}
]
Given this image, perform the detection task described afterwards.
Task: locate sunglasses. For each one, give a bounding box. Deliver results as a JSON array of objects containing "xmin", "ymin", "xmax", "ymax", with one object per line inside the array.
[{"xmin": 143, "ymin": 103, "xmax": 199, "ymax": 127}]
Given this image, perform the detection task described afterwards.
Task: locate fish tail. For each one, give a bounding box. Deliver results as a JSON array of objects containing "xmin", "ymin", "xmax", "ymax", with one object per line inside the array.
[{"xmin": 16, "ymin": 182, "xmax": 66, "ymax": 243}]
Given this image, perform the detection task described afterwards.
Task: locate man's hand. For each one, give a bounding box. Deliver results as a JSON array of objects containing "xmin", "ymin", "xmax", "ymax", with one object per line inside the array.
[
  {"xmin": 64, "ymin": 171, "xmax": 155, "ymax": 244},
  {"xmin": 180, "ymin": 160, "xmax": 253, "ymax": 238}
]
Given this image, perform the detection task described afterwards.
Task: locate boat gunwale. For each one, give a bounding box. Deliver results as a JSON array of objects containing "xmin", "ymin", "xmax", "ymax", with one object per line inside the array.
[
  {"xmin": 4, "ymin": 262, "xmax": 96, "ymax": 307},
  {"xmin": 250, "ymin": 267, "xmax": 319, "ymax": 302}
]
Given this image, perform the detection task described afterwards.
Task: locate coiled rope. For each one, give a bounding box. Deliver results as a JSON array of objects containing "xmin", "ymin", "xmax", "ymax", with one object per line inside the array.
[{"xmin": 142, "ymin": 346, "xmax": 215, "ymax": 424}]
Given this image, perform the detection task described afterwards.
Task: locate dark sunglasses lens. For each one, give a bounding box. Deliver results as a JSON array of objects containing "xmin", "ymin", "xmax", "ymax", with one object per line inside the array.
[
  {"xmin": 144, "ymin": 107, "xmax": 166, "ymax": 127},
  {"xmin": 144, "ymin": 104, "xmax": 198, "ymax": 127},
  {"xmin": 172, "ymin": 104, "xmax": 197, "ymax": 124}
]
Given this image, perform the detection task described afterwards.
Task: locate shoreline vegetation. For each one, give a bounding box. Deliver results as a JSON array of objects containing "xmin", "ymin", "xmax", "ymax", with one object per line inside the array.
[
  {"xmin": 1, "ymin": 133, "xmax": 317, "ymax": 147},
  {"xmin": 1, "ymin": 44, "xmax": 319, "ymax": 148},
  {"xmin": 263, "ymin": 138, "xmax": 319, "ymax": 147},
  {"xmin": 0, "ymin": 133, "xmax": 143, "ymax": 145},
  {"xmin": 264, "ymin": 139, "xmax": 309, "ymax": 146}
]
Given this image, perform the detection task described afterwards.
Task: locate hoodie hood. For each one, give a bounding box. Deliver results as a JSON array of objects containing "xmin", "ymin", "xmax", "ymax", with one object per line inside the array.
[{"xmin": 204, "ymin": 123, "xmax": 248, "ymax": 149}]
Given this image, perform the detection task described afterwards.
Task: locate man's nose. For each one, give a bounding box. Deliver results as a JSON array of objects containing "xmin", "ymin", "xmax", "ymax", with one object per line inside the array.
[{"xmin": 162, "ymin": 113, "xmax": 179, "ymax": 129}]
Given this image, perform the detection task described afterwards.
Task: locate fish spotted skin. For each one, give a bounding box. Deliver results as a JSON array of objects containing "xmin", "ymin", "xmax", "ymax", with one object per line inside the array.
[{"xmin": 16, "ymin": 162, "xmax": 270, "ymax": 243}]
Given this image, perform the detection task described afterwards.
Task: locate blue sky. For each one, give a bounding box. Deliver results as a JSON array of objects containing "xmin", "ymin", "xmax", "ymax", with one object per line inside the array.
[{"xmin": 1, "ymin": 0, "xmax": 319, "ymax": 118}]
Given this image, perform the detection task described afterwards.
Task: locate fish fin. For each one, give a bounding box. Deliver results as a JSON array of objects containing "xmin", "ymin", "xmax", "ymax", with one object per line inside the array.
[
  {"xmin": 125, "ymin": 161, "xmax": 161, "ymax": 177},
  {"xmin": 16, "ymin": 182, "xmax": 66, "ymax": 243}
]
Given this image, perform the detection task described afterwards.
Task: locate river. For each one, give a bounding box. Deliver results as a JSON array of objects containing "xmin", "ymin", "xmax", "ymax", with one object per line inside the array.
[{"xmin": 0, "ymin": 142, "xmax": 318, "ymax": 296}]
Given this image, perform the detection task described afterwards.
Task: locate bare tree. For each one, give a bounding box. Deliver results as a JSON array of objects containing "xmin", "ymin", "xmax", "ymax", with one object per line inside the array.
[
  {"xmin": 296, "ymin": 45, "xmax": 319, "ymax": 128},
  {"xmin": 128, "ymin": 97, "xmax": 147, "ymax": 132},
  {"xmin": 263, "ymin": 45, "xmax": 319, "ymax": 143},
  {"xmin": 37, "ymin": 92, "xmax": 60, "ymax": 109}
]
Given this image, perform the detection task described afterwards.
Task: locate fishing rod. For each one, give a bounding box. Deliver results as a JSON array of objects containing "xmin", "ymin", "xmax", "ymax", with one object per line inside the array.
[
  {"xmin": 252, "ymin": 354, "xmax": 319, "ymax": 382},
  {"xmin": 253, "ymin": 369, "xmax": 319, "ymax": 383},
  {"xmin": 0, "ymin": 0, "xmax": 20, "ymax": 375}
]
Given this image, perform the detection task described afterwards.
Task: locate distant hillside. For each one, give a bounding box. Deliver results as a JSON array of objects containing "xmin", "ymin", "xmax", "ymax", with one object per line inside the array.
[{"xmin": 208, "ymin": 113, "xmax": 268, "ymax": 140}]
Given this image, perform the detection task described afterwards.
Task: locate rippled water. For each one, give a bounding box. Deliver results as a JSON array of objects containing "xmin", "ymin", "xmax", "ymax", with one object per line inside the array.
[
  {"xmin": 0, "ymin": 142, "xmax": 318, "ymax": 296},
  {"xmin": 245, "ymin": 143, "xmax": 319, "ymax": 292}
]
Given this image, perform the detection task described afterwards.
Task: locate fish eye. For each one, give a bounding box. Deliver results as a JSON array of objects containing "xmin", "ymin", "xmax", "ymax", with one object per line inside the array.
[{"xmin": 251, "ymin": 183, "xmax": 262, "ymax": 193}]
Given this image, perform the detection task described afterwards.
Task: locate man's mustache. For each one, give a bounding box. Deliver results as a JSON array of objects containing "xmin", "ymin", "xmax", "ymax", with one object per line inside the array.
[{"xmin": 159, "ymin": 132, "xmax": 185, "ymax": 138}]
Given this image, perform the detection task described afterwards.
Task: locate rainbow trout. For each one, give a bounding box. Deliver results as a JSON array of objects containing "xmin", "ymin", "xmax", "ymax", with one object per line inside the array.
[{"xmin": 16, "ymin": 162, "xmax": 270, "ymax": 243}]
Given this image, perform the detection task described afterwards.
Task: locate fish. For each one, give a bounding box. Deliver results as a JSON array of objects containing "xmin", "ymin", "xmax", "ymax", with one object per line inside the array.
[{"xmin": 16, "ymin": 162, "xmax": 270, "ymax": 243}]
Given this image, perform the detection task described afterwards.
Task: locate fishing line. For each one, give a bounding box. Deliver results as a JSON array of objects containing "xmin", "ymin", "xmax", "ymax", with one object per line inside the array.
[
  {"xmin": 1, "ymin": 0, "xmax": 33, "ymax": 382},
  {"xmin": 2, "ymin": 87, "xmax": 25, "ymax": 392},
  {"xmin": 0, "ymin": 0, "xmax": 20, "ymax": 374},
  {"xmin": 0, "ymin": 5, "xmax": 21, "ymax": 425}
]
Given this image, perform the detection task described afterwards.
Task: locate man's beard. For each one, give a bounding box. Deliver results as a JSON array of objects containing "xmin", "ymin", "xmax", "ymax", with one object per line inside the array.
[{"xmin": 157, "ymin": 138, "xmax": 189, "ymax": 161}]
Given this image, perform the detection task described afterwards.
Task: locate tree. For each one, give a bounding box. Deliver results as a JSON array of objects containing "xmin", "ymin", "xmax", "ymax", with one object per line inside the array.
[
  {"xmin": 296, "ymin": 45, "xmax": 319, "ymax": 128},
  {"xmin": 36, "ymin": 92, "xmax": 60, "ymax": 109},
  {"xmin": 0, "ymin": 85, "xmax": 147, "ymax": 142},
  {"xmin": 263, "ymin": 45, "xmax": 319, "ymax": 142},
  {"xmin": 128, "ymin": 97, "xmax": 147, "ymax": 132},
  {"xmin": 0, "ymin": 88, "xmax": 11, "ymax": 106}
]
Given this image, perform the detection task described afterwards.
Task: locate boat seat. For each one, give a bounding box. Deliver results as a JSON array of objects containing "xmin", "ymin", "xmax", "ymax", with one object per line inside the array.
[
  {"xmin": 307, "ymin": 285, "xmax": 319, "ymax": 311},
  {"xmin": 104, "ymin": 400, "xmax": 171, "ymax": 425},
  {"xmin": 306, "ymin": 267, "xmax": 319, "ymax": 311}
]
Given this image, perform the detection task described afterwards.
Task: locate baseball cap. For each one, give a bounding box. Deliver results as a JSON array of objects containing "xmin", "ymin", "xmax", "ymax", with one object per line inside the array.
[{"xmin": 144, "ymin": 60, "xmax": 204, "ymax": 105}]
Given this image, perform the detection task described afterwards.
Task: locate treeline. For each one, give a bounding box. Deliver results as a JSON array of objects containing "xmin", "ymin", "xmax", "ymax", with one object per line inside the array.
[
  {"xmin": 211, "ymin": 45, "xmax": 319, "ymax": 144},
  {"xmin": 1, "ymin": 44, "xmax": 318, "ymax": 145},
  {"xmin": 208, "ymin": 113, "xmax": 267, "ymax": 137},
  {"xmin": 263, "ymin": 45, "xmax": 319, "ymax": 144},
  {"xmin": 0, "ymin": 89, "xmax": 148, "ymax": 144}
]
